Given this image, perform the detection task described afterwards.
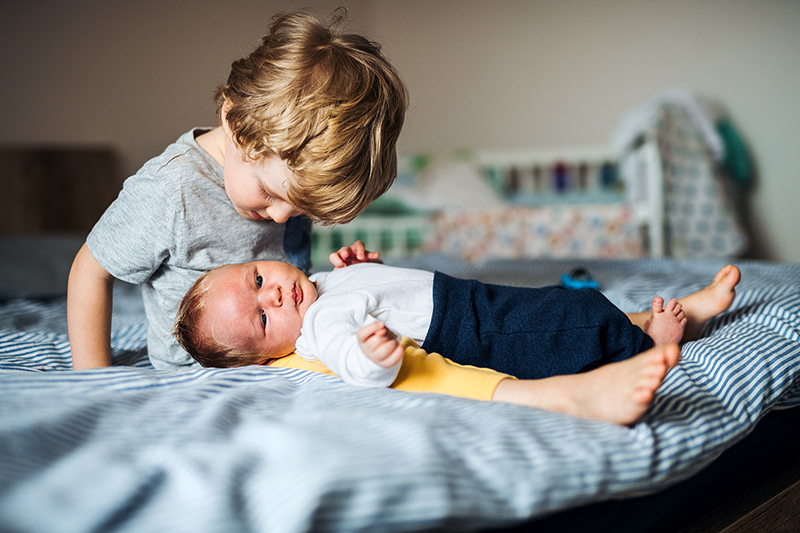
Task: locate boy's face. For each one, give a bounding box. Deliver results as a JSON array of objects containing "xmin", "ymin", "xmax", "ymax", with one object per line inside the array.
[
  {"xmin": 223, "ymin": 138, "xmax": 303, "ymax": 224},
  {"xmin": 201, "ymin": 261, "xmax": 318, "ymax": 359}
]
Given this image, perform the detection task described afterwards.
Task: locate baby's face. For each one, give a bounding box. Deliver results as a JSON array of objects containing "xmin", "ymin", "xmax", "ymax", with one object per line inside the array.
[{"xmin": 201, "ymin": 261, "xmax": 318, "ymax": 359}]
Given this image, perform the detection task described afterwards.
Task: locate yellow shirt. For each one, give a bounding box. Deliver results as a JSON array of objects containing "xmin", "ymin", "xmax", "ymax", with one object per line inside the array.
[{"xmin": 269, "ymin": 337, "xmax": 512, "ymax": 401}]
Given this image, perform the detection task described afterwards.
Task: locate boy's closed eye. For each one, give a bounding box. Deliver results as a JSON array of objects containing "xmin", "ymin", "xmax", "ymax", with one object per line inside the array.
[{"xmin": 259, "ymin": 186, "xmax": 275, "ymax": 203}]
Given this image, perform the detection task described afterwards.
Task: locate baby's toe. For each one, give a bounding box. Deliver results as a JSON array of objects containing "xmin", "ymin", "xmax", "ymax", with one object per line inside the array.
[{"xmin": 651, "ymin": 296, "xmax": 665, "ymax": 313}]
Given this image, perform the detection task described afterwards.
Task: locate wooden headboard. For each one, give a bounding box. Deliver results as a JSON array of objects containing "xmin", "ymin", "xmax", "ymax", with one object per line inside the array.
[{"xmin": 0, "ymin": 147, "xmax": 122, "ymax": 234}]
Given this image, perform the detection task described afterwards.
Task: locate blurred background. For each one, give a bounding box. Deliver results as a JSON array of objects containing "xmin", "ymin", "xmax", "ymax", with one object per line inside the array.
[{"xmin": 2, "ymin": 0, "xmax": 798, "ymax": 261}]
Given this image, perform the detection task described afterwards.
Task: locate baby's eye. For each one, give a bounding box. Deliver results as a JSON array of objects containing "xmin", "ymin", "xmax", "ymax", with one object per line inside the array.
[
  {"xmin": 261, "ymin": 309, "xmax": 267, "ymax": 328},
  {"xmin": 256, "ymin": 275, "xmax": 263, "ymax": 289}
]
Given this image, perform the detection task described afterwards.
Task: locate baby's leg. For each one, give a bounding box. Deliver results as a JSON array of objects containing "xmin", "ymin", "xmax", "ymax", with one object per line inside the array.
[
  {"xmin": 492, "ymin": 344, "xmax": 680, "ymax": 425},
  {"xmin": 644, "ymin": 297, "xmax": 686, "ymax": 345},
  {"xmin": 680, "ymin": 264, "xmax": 740, "ymax": 341}
]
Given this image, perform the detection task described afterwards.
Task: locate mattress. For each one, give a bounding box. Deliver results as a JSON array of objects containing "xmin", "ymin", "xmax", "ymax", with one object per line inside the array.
[{"xmin": 1, "ymin": 240, "xmax": 799, "ymax": 532}]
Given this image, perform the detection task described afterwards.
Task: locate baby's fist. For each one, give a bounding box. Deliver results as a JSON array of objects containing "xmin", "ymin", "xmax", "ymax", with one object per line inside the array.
[{"xmin": 357, "ymin": 321, "xmax": 403, "ymax": 368}]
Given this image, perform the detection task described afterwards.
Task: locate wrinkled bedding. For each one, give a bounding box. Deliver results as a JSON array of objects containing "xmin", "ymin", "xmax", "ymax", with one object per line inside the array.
[{"xmin": 1, "ymin": 250, "xmax": 799, "ymax": 532}]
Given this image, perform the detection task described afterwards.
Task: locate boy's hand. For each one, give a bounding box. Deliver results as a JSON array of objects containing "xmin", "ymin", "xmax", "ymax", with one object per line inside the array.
[
  {"xmin": 330, "ymin": 240, "xmax": 381, "ymax": 269},
  {"xmin": 357, "ymin": 321, "xmax": 404, "ymax": 368}
]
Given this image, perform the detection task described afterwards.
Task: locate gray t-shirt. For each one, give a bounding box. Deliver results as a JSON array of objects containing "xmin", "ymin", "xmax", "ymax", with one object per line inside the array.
[{"xmin": 87, "ymin": 128, "xmax": 310, "ymax": 370}]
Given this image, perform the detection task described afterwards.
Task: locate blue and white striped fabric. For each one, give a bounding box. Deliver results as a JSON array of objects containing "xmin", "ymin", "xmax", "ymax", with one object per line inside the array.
[{"xmin": 0, "ymin": 258, "xmax": 798, "ymax": 532}]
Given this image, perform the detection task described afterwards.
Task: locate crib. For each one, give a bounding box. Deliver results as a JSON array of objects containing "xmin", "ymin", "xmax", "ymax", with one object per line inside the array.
[
  {"xmin": 311, "ymin": 99, "xmax": 749, "ymax": 267},
  {"xmin": 311, "ymin": 138, "xmax": 665, "ymax": 266}
]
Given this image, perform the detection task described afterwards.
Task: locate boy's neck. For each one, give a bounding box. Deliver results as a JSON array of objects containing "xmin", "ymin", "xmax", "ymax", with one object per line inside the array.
[{"xmin": 196, "ymin": 127, "xmax": 226, "ymax": 166}]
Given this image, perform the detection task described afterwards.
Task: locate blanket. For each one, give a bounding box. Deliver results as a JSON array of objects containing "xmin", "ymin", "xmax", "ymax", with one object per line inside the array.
[{"xmin": 1, "ymin": 256, "xmax": 798, "ymax": 532}]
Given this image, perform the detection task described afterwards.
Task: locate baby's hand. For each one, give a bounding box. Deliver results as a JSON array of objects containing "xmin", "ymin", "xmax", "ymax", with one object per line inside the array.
[
  {"xmin": 330, "ymin": 240, "xmax": 381, "ymax": 269},
  {"xmin": 357, "ymin": 321, "xmax": 404, "ymax": 368}
]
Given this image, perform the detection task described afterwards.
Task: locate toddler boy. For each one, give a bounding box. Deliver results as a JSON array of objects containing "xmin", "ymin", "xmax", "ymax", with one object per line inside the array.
[{"xmin": 68, "ymin": 8, "xmax": 406, "ymax": 370}]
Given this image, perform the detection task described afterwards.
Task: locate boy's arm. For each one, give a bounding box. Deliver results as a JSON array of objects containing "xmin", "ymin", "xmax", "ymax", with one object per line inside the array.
[
  {"xmin": 68, "ymin": 242, "xmax": 116, "ymax": 369},
  {"xmin": 329, "ymin": 240, "xmax": 381, "ymax": 269}
]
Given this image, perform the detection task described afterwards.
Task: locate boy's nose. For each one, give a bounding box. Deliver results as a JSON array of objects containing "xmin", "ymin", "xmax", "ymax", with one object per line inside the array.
[
  {"xmin": 266, "ymin": 205, "xmax": 292, "ymax": 224},
  {"xmin": 265, "ymin": 202, "xmax": 301, "ymax": 224}
]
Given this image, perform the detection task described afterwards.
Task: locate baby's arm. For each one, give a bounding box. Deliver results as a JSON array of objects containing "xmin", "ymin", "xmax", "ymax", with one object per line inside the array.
[
  {"xmin": 357, "ymin": 320, "xmax": 404, "ymax": 369},
  {"xmin": 329, "ymin": 240, "xmax": 381, "ymax": 269},
  {"xmin": 296, "ymin": 304, "xmax": 401, "ymax": 387},
  {"xmin": 67, "ymin": 243, "xmax": 116, "ymax": 369}
]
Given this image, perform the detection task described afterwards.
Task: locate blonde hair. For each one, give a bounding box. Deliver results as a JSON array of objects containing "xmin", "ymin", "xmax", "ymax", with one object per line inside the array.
[
  {"xmin": 216, "ymin": 7, "xmax": 409, "ymax": 225},
  {"xmin": 174, "ymin": 270, "xmax": 264, "ymax": 368}
]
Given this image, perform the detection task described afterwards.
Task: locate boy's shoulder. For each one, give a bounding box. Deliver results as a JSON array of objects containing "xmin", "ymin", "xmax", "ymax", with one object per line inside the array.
[
  {"xmin": 88, "ymin": 128, "xmax": 229, "ymax": 264},
  {"xmin": 137, "ymin": 128, "xmax": 221, "ymax": 185}
]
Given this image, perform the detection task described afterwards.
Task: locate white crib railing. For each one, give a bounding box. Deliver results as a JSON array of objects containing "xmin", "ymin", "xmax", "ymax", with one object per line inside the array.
[
  {"xmin": 311, "ymin": 214, "xmax": 432, "ymax": 266},
  {"xmin": 310, "ymin": 141, "xmax": 665, "ymax": 265}
]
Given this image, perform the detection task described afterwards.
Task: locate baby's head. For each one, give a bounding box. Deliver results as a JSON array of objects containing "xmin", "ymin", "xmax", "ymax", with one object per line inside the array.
[
  {"xmin": 217, "ymin": 7, "xmax": 408, "ymax": 225},
  {"xmin": 175, "ymin": 261, "xmax": 318, "ymax": 368}
]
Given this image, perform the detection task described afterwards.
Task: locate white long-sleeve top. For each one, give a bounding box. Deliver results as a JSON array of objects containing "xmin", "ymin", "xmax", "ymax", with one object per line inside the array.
[{"xmin": 294, "ymin": 263, "xmax": 434, "ymax": 388}]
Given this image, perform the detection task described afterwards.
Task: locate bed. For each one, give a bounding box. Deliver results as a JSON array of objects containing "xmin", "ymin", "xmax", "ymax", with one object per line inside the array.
[
  {"xmin": 2, "ymin": 235, "xmax": 800, "ymax": 532},
  {"xmin": 1, "ymin": 131, "xmax": 799, "ymax": 532}
]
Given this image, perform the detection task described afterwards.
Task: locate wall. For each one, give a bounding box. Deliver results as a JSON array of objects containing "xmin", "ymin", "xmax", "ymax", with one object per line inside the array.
[
  {"xmin": 363, "ymin": 0, "xmax": 800, "ymax": 261},
  {"xmin": 0, "ymin": 0, "xmax": 366, "ymax": 177},
  {"xmin": 2, "ymin": 1, "xmax": 799, "ymax": 261}
]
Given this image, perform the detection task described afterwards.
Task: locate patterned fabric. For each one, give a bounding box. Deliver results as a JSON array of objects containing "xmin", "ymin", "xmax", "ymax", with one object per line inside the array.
[
  {"xmin": 424, "ymin": 205, "xmax": 643, "ymax": 262},
  {"xmin": 656, "ymin": 103, "xmax": 748, "ymax": 257},
  {"xmin": 1, "ymin": 258, "xmax": 799, "ymax": 532}
]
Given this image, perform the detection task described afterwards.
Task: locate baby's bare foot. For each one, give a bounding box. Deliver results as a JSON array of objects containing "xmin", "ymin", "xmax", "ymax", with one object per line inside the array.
[
  {"xmin": 571, "ymin": 344, "xmax": 681, "ymax": 425},
  {"xmin": 680, "ymin": 265, "xmax": 740, "ymax": 341},
  {"xmin": 645, "ymin": 297, "xmax": 687, "ymax": 345},
  {"xmin": 491, "ymin": 345, "xmax": 681, "ymax": 424}
]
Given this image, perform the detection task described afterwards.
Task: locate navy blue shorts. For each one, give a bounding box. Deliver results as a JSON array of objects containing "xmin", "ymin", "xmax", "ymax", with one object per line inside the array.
[{"xmin": 421, "ymin": 272, "xmax": 653, "ymax": 380}]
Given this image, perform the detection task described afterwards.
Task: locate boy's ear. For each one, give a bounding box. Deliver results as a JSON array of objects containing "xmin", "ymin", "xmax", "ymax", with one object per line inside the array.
[{"xmin": 220, "ymin": 99, "xmax": 232, "ymax": 135}]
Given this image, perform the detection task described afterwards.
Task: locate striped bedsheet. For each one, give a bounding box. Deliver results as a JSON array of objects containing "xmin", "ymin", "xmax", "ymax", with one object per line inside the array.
[{"xmin": 0, "ymin": 257, "xmax": 798, "ymax": 532}]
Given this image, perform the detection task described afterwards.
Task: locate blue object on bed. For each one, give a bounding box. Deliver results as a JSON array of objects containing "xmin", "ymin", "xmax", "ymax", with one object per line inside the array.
[
  {"xmin": 560, "ymin": 266, "xmax": 600, "ymax": 289},
  {"xmin": 1, "ymin": 238, "xmax": 799, "ymax": 532}
]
